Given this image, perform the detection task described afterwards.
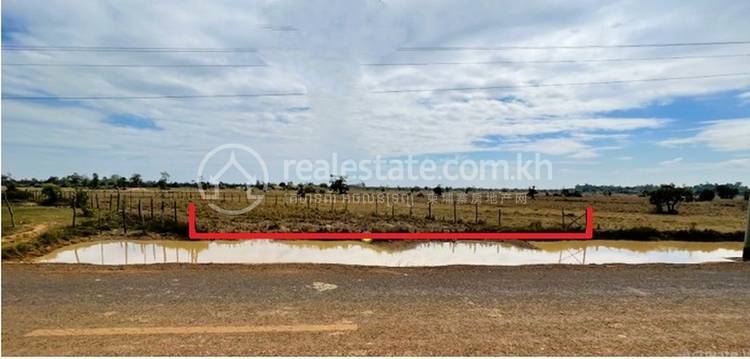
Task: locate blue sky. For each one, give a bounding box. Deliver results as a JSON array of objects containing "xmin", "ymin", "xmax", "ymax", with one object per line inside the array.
[{"xmin": 2, "ymin": 0, "xmax": 750, "ymax": 188}]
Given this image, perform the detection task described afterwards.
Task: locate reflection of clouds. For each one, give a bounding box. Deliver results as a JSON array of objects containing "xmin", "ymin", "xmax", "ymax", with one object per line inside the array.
[{"xmin": 38, "ymin": 239, "xmax": 742, "ymax": 266}]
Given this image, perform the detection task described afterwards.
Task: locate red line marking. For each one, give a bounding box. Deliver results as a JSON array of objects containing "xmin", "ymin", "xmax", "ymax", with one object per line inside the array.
[{"xmin": 187, "ymin": 202, "xmax": 593, "ymax": 240}]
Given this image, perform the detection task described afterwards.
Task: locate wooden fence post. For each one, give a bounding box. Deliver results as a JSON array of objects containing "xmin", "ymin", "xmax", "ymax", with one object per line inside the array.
[
  {"xmin": 475, "ymin": 203, "xmax": 479, "ymax": 224},
  {"xmin": 3, "ymin": 192, "xmax": 15, "ymax": 228},
  {"xmin": 561, "ymin": 208, "xmax": 566, "ymax": 230},
  {"xmin": 138, "ymin": 199, "xmax": 145, "ymax": 228},
  {"xmin": 173, "ymin": 200, "xmax": 177, "ymax": 223},
  {"xmin": 453, "ymin": 200, "xmax": 457, "ymax": 224},
  {"xmin": 71, "ymin": 195, "xmax": 77, "ymax": 228},
  {"xmin": 428, "ymin": 201, "xmax": 432, "ymax": 219},
  {"xmin": 498, "ymin": 208, "xmax": 502, "ymax": 227},
  {"xmin": 743, "ymin": 198, "xmax": 749, "ymax": 261},
  {"xmin": 121, "ymin": 204, "xmax": 127, "ymax": 234},
  {"xmin": 150, "ymin": 198, "xmax": 154, "ymax": 220}
]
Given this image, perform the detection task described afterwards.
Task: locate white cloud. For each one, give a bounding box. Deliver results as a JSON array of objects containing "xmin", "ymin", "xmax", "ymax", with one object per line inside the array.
[
  {"xmin": 659, "ymin": 157, "xmax": 683, "ymax": 165},
  {"xmin": 2, "ymin": 0, "xmax": 750, "ymax": 185},
  {"xmin": 659, "ymin": 118, "xmax": 750, "ymax": 151}
]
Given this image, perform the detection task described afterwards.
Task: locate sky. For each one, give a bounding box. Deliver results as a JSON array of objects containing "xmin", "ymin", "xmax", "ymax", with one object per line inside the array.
[{"xmin": 2, "ymin": 0, "xmax": 750, "ymax": 188}]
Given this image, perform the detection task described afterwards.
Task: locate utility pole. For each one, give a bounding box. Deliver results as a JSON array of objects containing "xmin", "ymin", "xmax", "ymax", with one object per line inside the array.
[{"xmin": 744, "ymin": 198, "xmax": 749, "ymax": 261}]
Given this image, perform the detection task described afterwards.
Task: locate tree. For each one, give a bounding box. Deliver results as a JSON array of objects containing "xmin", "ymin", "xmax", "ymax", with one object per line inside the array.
[
  {"xmin": 698, "ymin": 188, "xmax": 716, "ymax": 202},
  {"xmin": 527, "ymin": 186, "xmax": 538, "ymax": 200},
  {"xmin": 716, "ymin": 184, "xmax": 739, "ymax": 199},
  {"xmin": 40, "ymin": 184, "xmax": 62, "ymax": 205},
  {"xmin": 90, "ymin": 173, "xmax": 100, "ymax": 189},
  {"xmin": 329, "ymin": 175, "xmax": 349, "ymax": 194},
  {"xmin": 129, "ymin": 173, "xmax": 143, "ymax": 188},
  {"xmin": 433, "ymin": 185, "xmax": 444, "ymax": 197},
  {"xmin": 648, "ymin": 184, "xmax": 692, "ymax": 214},
  {"xmin": 157, "ymin": 171, "xmax": 170, "ymax": 190}
]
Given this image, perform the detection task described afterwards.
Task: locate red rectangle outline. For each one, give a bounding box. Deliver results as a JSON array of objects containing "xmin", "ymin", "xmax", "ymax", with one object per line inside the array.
[{"xmin": 187, "ymin": 202, "xmax": 594, "ymax": 240}]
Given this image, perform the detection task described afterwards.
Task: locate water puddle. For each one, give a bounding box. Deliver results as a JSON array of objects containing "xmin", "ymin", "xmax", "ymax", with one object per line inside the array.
[{"xmin": 36, "ymin": 240, "xmax": 741, "ymax": 266}]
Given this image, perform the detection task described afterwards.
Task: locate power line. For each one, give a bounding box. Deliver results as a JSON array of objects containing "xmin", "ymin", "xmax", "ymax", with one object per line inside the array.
[
  {"xmin": 4, "ymin": 72, "xmax": 748, "ymax": 100},
  {"xmin": 372, "ymin": 72, "xmax": 750, "ymax": 94},
  {"xmin": 1, "ymin": 45, "xmax": 258, "ymax": 53},
  {"xmin": 398, "ymin": 40, "xmax": 750, "ymax": 51},
  {"xmin": 2, "ymin": 92, "xmax": 306, "ymax": 101},
  {"xmin": 363, "ymin": 53, "xmax": 750, "ymax": 66},
  {"xmin": 3, "ymin": 63, "xmax": 268, "ymax": 68}
]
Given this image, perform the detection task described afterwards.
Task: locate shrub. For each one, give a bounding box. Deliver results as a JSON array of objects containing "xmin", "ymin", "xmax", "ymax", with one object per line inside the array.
[
  {"xmin": 716, "ymin": 185, "xmax": 740, "ymax": 199},
  {"xmin": 697, "ymin": 189, "xmax": 716, "ymax": 202},
  {"xmin": 40, "ymin": 184, "xmax": 63, "ymax": 205},
  {"xmin": 3, "ymin": 181, "xmax": 32, "ymax": 202}
]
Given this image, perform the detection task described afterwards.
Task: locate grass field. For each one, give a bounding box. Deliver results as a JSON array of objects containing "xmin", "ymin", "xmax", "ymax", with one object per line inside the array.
[{"xmin": 17, "ymin": 187, "xmax": 749, "ymax": 234}]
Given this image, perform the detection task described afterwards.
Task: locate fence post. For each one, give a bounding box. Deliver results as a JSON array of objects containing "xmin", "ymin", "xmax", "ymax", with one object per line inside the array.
[
  {"xmin": 391, "ymin": 203, "xmax": 395, "ymax": 218},
  {"xmin": 150, "ymin": 198, "xmax": 154, "ymax": 220},
  {"xmin": 173, "ymin": 200, "xmax": 178, "ymax": 223},
  {"xmin": 453, "ymin": 200, "xmax": 457, "ymax": 224},
  {"xmin": 3, "ymin": 192, "xmax": 15, "ymax": 228},
  {"xmin": 138, "ymin": 199, "xmax": 145, "ymax": 228},
  {"xmin": 116, "ymin": 191, "xmax": 121, "ymax": 212},
  {"xmin": 121, "ymin": 203, "xmax": 127, "ymax": 234},
  {"xmin": 743, "ymin": 198, "xmax": 749, "ymax": 261},
  {"xmin": 109, "ymin": 194, "xmax": 113, "ymax": 212},
  {"xmin": 498, "ymin": 208, "xmax": 502, "ymax": 227},
  {"xmin": 71, "ymin": 194, "xmax": 77, "ymax": 228},
  {"xmin": 160, "ymin": 201, "xmax": 165, "ymax": 224},
  {"xmin": 561, "ymin": 208, "xmax": 566, "ymax": 230},
  {"xmin": 475, "ymin": 203, "xmax": 479, "ymax": 224}
]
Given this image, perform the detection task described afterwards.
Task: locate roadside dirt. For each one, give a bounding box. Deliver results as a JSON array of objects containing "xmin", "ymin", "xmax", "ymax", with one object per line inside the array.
[
  {"xmin": 2, "ymin": 224, "xmax": 50, "ymax": 243},
  {"xmin": 3, "ymin": 262, "xmax": 750, "ymax": 356}
]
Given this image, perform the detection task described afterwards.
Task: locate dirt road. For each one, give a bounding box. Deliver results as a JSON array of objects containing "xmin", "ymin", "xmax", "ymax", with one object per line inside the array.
[{"xmin": 3, "ymin": 262, "xmax": 750, "ymax": 356}]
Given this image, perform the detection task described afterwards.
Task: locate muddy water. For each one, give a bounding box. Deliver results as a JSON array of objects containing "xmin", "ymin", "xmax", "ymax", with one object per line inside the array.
[{"xmin": 36, "ymin": 240, "xmax": 741, "ymax": 266}]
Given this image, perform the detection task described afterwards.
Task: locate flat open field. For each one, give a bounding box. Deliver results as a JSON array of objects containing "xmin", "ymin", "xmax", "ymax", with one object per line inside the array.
[
  {"xmin": 18, "ymin": 187, "xmax": 748, "ymax": 234},
  {"xmin": 3, "ymin": 262, "xmax": 750, "ymax": 356}
]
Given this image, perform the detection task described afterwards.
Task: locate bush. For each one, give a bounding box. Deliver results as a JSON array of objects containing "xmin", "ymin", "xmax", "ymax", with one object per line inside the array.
[
  {"xmin": 697, "ymin": 189, "xmax": 715, "ymax": 202},
  {"xmin": 648, "ymin": 184, "xmax": 692, "ymax": 214},
  {"xmin": 40, "ymin": 184, "xmax": 63, "ymax": 205},
  {"xmin": 72, "ymin": 189, "xmax": 93, "ymax": 217},
  {"xmin": 3, "ymin": 182, "xmax": 32, "ymax": 202},
  {"xmin": 716, "ymin": 185, "xmax": 740, "ymax": 199}
]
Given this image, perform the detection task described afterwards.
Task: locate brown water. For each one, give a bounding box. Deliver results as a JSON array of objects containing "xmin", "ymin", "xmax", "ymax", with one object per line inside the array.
[{"xmin": 36, "ymin": 240, "xmax": 742, "ymax": 266}]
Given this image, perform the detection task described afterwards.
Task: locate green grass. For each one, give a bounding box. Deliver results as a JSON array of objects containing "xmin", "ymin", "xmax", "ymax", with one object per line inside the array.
[{"xmin": 2, "ymin": 205, "xmax": 73, "ymax": 236}]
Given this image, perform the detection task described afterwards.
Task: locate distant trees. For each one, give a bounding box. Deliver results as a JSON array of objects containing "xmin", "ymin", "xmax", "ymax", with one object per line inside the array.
[
  {"xmin": 129, "ymin": 173, "xmax": 143, "ymax": 188},
  {"xmin": 648, "ymin": 184, "xmax": 692, "ymax": 214},
  {"xmin": 432, "ymin": 185, "xmax": 444, "ymax": 197},
  {"xmin": 560, "ymin": 188, "xmax": 583, "ymax": 197},
  {"xmin": 697, "ymin": 188, "xmax": 716, "ymax": 202},
  {"xmin": 715, "ymin": 184, "xmax": 740, "ymax": 199},
  {"xmin": 90, "ymin": 173, "xmax": 100, "ymax": 189},
  {"xmin": 157, "ymin": 171, "xmax": 170, "ymax": 190}
]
